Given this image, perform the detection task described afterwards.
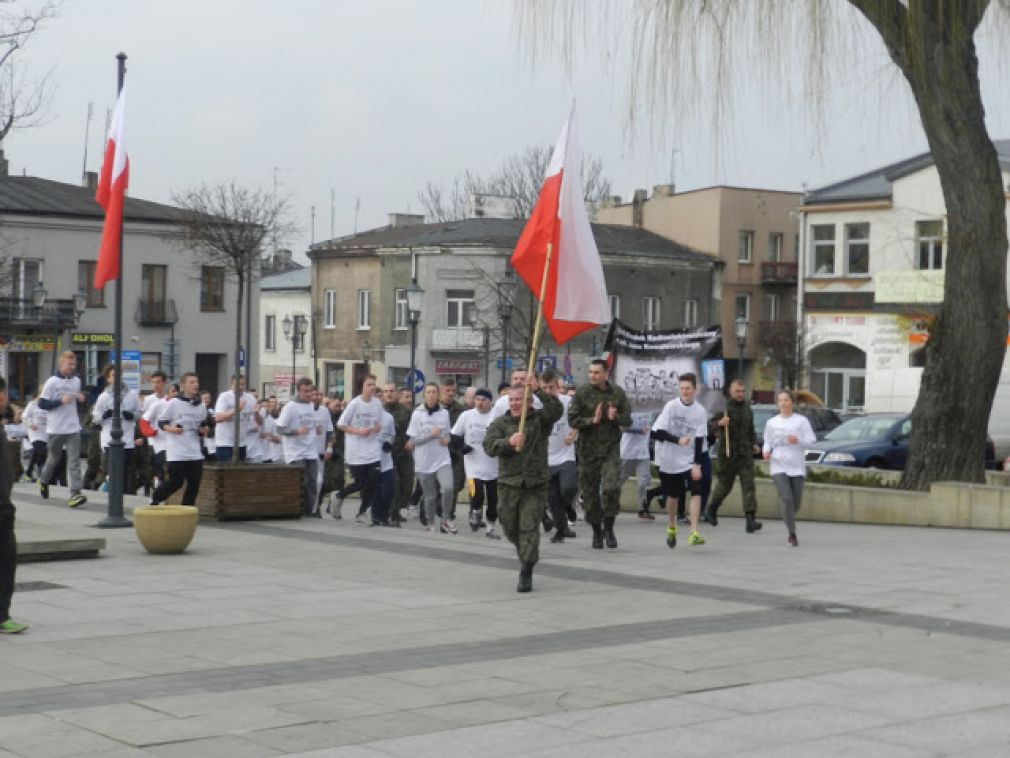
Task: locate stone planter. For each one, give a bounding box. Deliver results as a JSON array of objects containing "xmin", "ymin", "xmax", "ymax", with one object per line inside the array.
[
  {"xmin": 133, "ymin": 505, "xmax": 199, "ymax": 554},
  {"xmin": 167, "ymin": 462, "xmax": 303, "ymax": 521}
]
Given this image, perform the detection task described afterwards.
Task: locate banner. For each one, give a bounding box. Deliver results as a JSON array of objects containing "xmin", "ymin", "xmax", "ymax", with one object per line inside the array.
[{"xmin": 605, "ymin": 320, "xmax": 723, "ymax": 414}]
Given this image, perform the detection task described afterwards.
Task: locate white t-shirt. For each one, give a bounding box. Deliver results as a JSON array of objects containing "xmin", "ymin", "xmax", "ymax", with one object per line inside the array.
[
  {"xmin": 406, "ymin": 405, "xmax": 452, "ymax": 474},
  {"xmin": 763, "ymin": 414, "xmax": 817, "ymax": 477},
  {"xmin": 620, "ymin": 411, "xmax": 653, "ymax": 461},
  {"xmin": 142, "ymin": 393, "xmax": 169, "ymax": 454},
  {"xmin": 652, "ymin": 398, "xmax": 709, "ymax": 474},
  {"xmin": 158, "ymin": 395, "xmax": 209, "ymax": 462},
  {"xmin": 39, "ymin": 374, "xmax": 82, "ymax": 435},
  {"xmin": 547, "ymin": 394, "xmax": 577, "ymax": 467},
  {"xmin": 23, "ymin": 399, "xmax": 47, "ymax": 444},
  {"xmin": 337, "ymin": 395, "xmax": 384, "ymax": 465},
  {"xmin": 261, "ymin": 414, "xmax": 282, "ymax": 462},
  {"xmin": 243, "ymin": 406, "xmax": 264, "ymax": 460},
  {"xmin": 314, "ymin": 405, "xmax": 334, "ymax": 456},
  {"xmin": 379, "ymin": 411, "xmax": 395, "ymax": 473},
  {"xmin": 214, "ymin": 390, "xmax": 257, "ymax": 447},
  {"xmin": 277, "ymin": 399, "xmax": 320, "ymax": 464},
  {"xmin": 492, "ymin": 392, "xmax": 542, "ymax": 420},
  {"xmin": 91, "ymin": 388, "xmax": 142, "ymax": 449},
  {"xmin": 451, "ymin": 407, "xmax": 498, "ymax": 481}
]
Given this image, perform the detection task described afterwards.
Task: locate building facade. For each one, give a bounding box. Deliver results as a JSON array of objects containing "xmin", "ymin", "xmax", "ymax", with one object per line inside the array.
[
  {"xmin": 0, "ymin": 157, "xmax": 255, "ymax": 400},
  {"xmin": 594, "ymin": 184, "xmax": 803, "ymax": 395},
  {"xmin": 258, "ymin": 268, "xmax": 311, "ymax": 400}
]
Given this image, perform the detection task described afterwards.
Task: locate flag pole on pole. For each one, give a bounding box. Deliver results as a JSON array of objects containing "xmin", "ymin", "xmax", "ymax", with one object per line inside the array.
[
  {"xmin": 517, "ymin": 243, "xmax": 553, "ymax": 448},
  {"xmin": 97, "ymin": 52, "xmax": 131, "ymax": 529}
]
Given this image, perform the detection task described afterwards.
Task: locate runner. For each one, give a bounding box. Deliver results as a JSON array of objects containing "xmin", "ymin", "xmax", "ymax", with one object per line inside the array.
[
  {"xmin": 406, "ymin": 383, "xmax": 456, "ymax": 534},
  {"xmin": 450, "ymin": 388, "xmax": 499, "ymax": 539},
  {"xmin": 762, "ymin": 389, "xmax": 817, "ymax": 547}
]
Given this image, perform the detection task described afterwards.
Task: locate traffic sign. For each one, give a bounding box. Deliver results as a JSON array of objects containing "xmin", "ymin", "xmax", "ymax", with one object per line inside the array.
[
  {"xmin": 406, "ymin": 369, "xmax": 425, "ymax": 394},
  {"xmin": 495, "ymin": 357, "xmax": 514, "ymax": 370}
]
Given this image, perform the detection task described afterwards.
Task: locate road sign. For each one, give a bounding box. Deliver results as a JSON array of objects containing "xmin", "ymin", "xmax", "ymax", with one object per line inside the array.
[
  {"xmin": 536, "ymin": 356, "xmax": 557, "ymax": 373},
  {"xmin": 495, "ymin": 357, "xmax": 514, "ymax": 370},
  {"xmin": 239, "ymin": 348, "xmax": 246, "ymax": 368},
  {"xmin": 406, "ymin": 369, "xmax": 425, "ymax": 394}
]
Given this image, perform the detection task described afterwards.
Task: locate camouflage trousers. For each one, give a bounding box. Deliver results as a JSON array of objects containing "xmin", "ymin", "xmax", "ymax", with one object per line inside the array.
[
  {"xmin": 708, "ymin": 456, "xmax": 759, "ymax": 515},
  {"xmin": 579, "ymin": 453, "xmax": 622, "ymax": 525},
  {"xmin": 391, "ymin": 453, "xmax": 414, "ymax": 519},
  {"xmin": 497, "ymin": 482, "xmax": 547, "ymax": 566}
]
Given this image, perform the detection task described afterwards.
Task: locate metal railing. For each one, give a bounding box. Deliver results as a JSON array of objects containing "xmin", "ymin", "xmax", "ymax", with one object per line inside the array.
[
  {"xmin": 135, "ymin": 298, "xmax": 179, "ymax": 327},
  {"xmin": 761, "ymin": 261, "xmax": 798, "ymax": 284}
]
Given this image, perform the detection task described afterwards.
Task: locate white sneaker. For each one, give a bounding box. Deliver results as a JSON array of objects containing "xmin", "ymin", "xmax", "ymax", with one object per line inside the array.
[
  {"xmin": 332, "ymin": 494, "xmax": 343, "ymax": 520},
  {"xmin": 486, "ymin": 527, "xmax": 501, "ymax": 540},
  {"xmin": 441, "ymin": 520, "xmax": 458, "ymax": 535}
]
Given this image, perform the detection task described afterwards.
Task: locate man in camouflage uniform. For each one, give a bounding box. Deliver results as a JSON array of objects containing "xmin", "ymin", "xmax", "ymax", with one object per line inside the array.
[
  {"xmin": 440, "ymin": 378, "xmax": 466, "ymax": 519},
  {"xmin": 483, "ymin": 379, "xmax": 562, "ymax": 593},
  {"xmin": 568, "ymin": 359, "xmax": 632, "ymax": 550},
  {"xmin": 383, "ymin": 382, "xmax": 412, "ymax": 524},
  {"xmin": 704, "ymin": 379, "xmax": 763, "ymax": 533}
]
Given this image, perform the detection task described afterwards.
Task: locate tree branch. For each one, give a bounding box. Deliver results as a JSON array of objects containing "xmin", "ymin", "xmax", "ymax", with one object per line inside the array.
[{"xmin": 847, "ymin": 0, "xmax": 910, "ymax": 68}]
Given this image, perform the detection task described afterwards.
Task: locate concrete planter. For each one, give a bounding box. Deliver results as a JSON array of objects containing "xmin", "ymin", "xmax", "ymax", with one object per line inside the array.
[
  {"xmin": 133, "ymin": 505, "xmax": 199, "ymax": 554},
  {"xmin": 167, "ymin": 462, "xmax": 303, "ymax": 521}
]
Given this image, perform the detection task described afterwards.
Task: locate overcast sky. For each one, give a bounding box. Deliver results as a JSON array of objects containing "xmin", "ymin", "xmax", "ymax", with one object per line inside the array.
[{"xmin": 7, "ymin": 1, "xmax": 1010, "ymax": 263}]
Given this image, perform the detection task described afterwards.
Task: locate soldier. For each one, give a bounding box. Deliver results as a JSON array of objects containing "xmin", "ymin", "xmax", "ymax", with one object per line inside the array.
[
  {"xmin": 483, "ymin": 379, "xmax": 562, "ymax": 592},
  {"xmin": 383, "ymin": 382, "xmax": 412, "ymax": 525},
  {"xmin": 440, "ymin": 378, "xmax": 466, "ymax": 519},
  {"xmin": 568, "ymin": 359, "xmax": 632, "ymax": 549},
  {"xmin": 0, "ymin": 376, "xmax": 27, "ymax": 634},
  {"xmin": 704, "ymin": 379, "xmax": 763, "ymax": 533}
]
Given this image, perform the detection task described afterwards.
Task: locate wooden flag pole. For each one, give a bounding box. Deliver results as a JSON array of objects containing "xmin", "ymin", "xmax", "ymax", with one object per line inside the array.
[
  {"xmin": 724, "ymin": 421, "xmax": 730, "ymax": 453},
  {"xmin": 517, "ymin": 242, "xmax": 553, "ymax": 449}
]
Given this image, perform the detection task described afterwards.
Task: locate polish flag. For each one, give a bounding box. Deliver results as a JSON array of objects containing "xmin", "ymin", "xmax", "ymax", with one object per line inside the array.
[
  {"xmin": 510, "ymin": 104, "xmax": 610, "ymax": 345},
  {"xmin": 95, "ymin": 86, "xmax": 129, "ymax": 289}
]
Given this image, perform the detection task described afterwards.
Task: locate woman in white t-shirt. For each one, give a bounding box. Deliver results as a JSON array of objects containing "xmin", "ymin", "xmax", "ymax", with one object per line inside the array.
[{"xmin": 762, "ymin": 390, "xmax": 817, "ymax": 547}]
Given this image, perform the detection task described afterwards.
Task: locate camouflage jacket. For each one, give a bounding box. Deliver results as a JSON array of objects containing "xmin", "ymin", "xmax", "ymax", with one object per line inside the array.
[
  {"xmin": 709, "ymin": 397, "xmax": 756, "ymax": 459},
  {"xmin": 483, "ymin": 391, "xmax": 563, "ymax": 487},
  {"xmin": 384, "ymin": 401, "xmax": 411, "ymax": 457},
  {"xmin": 568, "ymin": 381, "xmax": 632, "ymax": 460}
]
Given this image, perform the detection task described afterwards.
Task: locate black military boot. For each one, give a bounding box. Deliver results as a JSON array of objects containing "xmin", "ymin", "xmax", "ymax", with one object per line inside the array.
[
  {"xmin": 517, "ymin": 562, "xmax": 534, "ymax": 593},
  {"xmin": 603, "ymin": 516, "xmax": 618, "ymax": 549},
  {"xmin": 745, "ymin": 512, "xmax": 763, "ymax": 533},
  {"xmin": 704, "ymin": 504, "xmax": 720, "ymax": 527},
  {"xmin": 591, "ymin": 523, "xmax": 604, "ymax": 549},
  {"xmin": 550, "ymin": 530, "xmax": 565, "ymax": 544}
]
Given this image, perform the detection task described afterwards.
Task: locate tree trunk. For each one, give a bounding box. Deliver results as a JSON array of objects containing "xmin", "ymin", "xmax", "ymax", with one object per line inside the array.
[
  {"xmin": 232, "ymin": 271, "xmax": 244, "ymax": 465},
  {"xmin": 854, "ymin": 2, "xmax": 1009, "ymax": 489}
]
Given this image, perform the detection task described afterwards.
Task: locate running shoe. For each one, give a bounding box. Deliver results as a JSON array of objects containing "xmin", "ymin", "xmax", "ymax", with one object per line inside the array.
[
  {"xmin": 688, "ymin": 531, "xmax": 705, "ymax": 546},
  {"xmin": 676, "ymin": 514, "xmax": 689, "ymax": 525},
  {"xmin": 68, "ymin": 492, "xmax": 87, "ymax": 508},
  {"xmin": 469, "ymin": 510, "xmax": 481, "ymax": 532},
  {"xmin": 39, "ymin": 480, "xmax": 49, "ymax": 499},
  {"xmin": 638, "ymin": 511, "xmax": 651, "ymax": 521},
  {"xmin": 788, "ymin": 533, "xmax": 798, "ymax": 547},
  {"xmin": 666, "ymin": 526, "xmax": 677, "ymax": 549},
  {"xmin": 441, "ymin": 520, "xmax": 458, "ymax": 535},
  {"xmin": 486, "ymin": 527, "xmax": 501, "ymax": 540},
  {"xmin": 0, "ymin": 619, "xmax": 28, "ymax": 634}
]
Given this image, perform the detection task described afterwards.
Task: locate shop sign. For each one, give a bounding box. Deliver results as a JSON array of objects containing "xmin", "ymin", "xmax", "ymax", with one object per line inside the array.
[
  {"xmin": 0, "ymin": 335, "xmax": 57, "ymax": 351},
  {"xmin": 435, "ymin": 358, "xmax": 480, "ymax": 375},
  {"xmin": 72, "ymin": 332, "xmax": 115, "ymax": 346}
]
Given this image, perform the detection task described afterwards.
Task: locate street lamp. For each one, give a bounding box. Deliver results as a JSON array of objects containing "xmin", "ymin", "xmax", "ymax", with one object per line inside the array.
[
  {"xmin": 734, "ymin": 315, "xmax": 749, "ymax": 383},
  {"xmin": 497, "ymin": 268, "xmax": 517, "ymax": 386},
  {"xmin": 406, "ymin": 279, "xmax": 424, "ymax": 403},
  {"xmin": 282, "ymin": 313, "xmax": 307, "ymax": 400}
]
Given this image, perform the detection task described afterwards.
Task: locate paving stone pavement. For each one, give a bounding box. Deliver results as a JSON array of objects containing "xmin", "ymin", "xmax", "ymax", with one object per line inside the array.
[{"xmin": 4, "ymin": 480, "xmax": 1010, "ymax": 756}]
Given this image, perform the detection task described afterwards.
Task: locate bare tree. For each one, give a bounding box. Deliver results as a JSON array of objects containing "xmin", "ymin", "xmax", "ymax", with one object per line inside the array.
[
  {"xmin": 170, "ymin": 183, "xmax": 293, "ymax": 464},
  {"xmin": 418, "ymin": 144, "xmax": 612, "ymax": 222},
  {"xmin": 517, "ymin": 1, "xmax": 1010, "ymax": 491},
  {"xmin": 0, "ymin": 2, "xmax": 57, "ymax": 142},
  {"xmin": 757, "ymin": 320, "xmax": 804, "ymax": 392}
]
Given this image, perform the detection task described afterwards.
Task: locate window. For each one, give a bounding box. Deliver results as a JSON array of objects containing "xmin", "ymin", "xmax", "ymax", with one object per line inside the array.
[
  {"xmin": 683, "ymin": 299, "xmax": 698, "ymax": 328},
  {"xmin": 738, "ymin": 230, "xmax": 754, "ymax": 263},
  {"xmin": 264, "ymin": 314, "xmax": 276, "ymax": 351},
  {"xmin": 735, "ymin": 293, "xmax": 751, "ymax": 322},
  {"xmin": 356, "ymin": 289, "xmax": 371, "ymax": 330},
  {"xmin": 767, "ymin": 293, "xmax": 780, "ymax": 321},
  {"xmin": 142, "ymin": 264, "xmax": 168, "ymax": 321},
  {"xmin": 78, "ymin": 260, "xmax": 104, "ymax": 307},
  {"xmin": 768, "ymin": 233, "xmax": 783, "ymax": 263},
  {"xmin": 916, "ymin": 220, "xmax": 944, "ymax": 270},
  {"xmin": 200, "ymin": 266, "xmax": 225, "ymax": 311},
  {"xmin": 609, "ymin": 294, "xmax": 620, "ymax": 320},
  {"xmin": 12, "ymin": 258, "xmax": 42, "ymax": 301},
  {"xmin": 446, "ymin": 289, "xmax": 475, "ymax": 327},
  {"xmin": 811, "ymin": 225, "xmax": 836, "ymax": 275},
  {"xmin": 844, "ymin": 223, "xmax": 870, "ymax": 275},
  {"xmin": 394, "ymin": 288, "xmax": 408, "ymax": 330},
  {"xmin": 643, "ymin": 297, "xmax": 661, "ymax": 330},
  {"xmin": 324, "ymin": 289, "xmax": 336, "ymax": 328}
]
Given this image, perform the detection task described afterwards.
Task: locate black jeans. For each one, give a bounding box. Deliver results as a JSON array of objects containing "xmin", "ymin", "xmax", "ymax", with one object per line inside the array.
[
  {"xmin": 346, "ymin": 462, "xmax": 381, "ymax": 518},
  {"xmin": 26, "ymin": 441, "xmax": 47, "ymax": 479},
  {"xmin": 151, "ymin": 460, "xmax": 204, "ymax": 505},
  {"xmin": 548, "ymin": 460, "xmax": 578, "ymax": 529},
  {"xmin": 0, "ymin": 505, "xmax": 15, "ymax": 623},
  {"xmin": 470, "ymin": 478, "xmax": 498, "ymax": 523}
]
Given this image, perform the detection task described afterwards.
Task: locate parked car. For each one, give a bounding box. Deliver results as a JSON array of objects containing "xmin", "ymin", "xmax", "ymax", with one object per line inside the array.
[{"xmin": 752, "ymin": 403, "xmax": 843, "ymax": 456}]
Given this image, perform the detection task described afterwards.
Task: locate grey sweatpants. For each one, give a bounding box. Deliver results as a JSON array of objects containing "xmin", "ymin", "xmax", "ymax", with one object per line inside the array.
[
  {"xmin": 41, "ymin": 432, "xmax": 81, "ymax": 493},
  {"xmin": 620, "ymin": 458, "xmax": 651, "ymax": 509},
  {"xmin": 772, "ymin": 474, "xmax": 805, "ymax": 535},
  {"xmin": 417, "ymin": 465, "xmax": 454, "ymax": 526}
]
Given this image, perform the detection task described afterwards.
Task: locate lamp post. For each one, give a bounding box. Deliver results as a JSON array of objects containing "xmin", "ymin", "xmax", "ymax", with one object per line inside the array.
[
  {"xmin": 282, "ymin": 313, "xmax": 307, "ymax": 400},
  {"xmin": 734, "ymin": 315, "xmax": 749, "ymax": 383},
  {"xmin": 497, "ymin": 268, "xmax": 517, "ymax": 387},
  {"xmin": 406, "ymin": 279, "xmax": 424, "ymax": 403}
]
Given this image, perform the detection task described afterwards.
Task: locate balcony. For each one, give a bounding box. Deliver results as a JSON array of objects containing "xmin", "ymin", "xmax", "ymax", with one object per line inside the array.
[
  {"xmin": 135, "ymin": 298, "xmax": 179, "ymax": 327},
  {"xmin": 761, "ymin": 261, "xmax": 798, "ymax": 285},
  {"xmin": 0, "ymin": 297, "xmax": 78, "ymax": 329},
  {"xmin": 431, "ymin": 327, "xmax": 484, "ymax": 352}
]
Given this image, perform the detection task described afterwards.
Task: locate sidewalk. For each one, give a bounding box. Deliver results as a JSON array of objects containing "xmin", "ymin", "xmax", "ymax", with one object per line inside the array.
[{"xmin": 3, "ymin": 481, "xmax": 1010, "ymax": 756}]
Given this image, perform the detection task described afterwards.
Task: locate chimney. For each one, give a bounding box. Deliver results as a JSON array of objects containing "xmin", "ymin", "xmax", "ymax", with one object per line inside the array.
[
  {"xmin": 652, "ymin": 183, "xmax": 675, "ymax": 197},
  {"xmin": 83, "ymin": 171, "xmax": 98, "ymax": 191},
  {"xmin": 388, "ymin": 212, "xmax": 425, "ymax": 228},
  {"xmin": 632, "ymin": 188, "xmax": 647, "ymax": 229},
  {"xmin": 0, "ymin": 150, "xmax": 7, "ymax": 177},
  {"xmin": 275, "ymin": 249, "xmax": 293, "ymax": 268}
]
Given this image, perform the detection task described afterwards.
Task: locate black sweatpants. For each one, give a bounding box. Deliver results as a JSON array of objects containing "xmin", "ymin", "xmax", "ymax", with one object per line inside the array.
[
  {"xmin": 0, "ymin": 505, "xmax": 15, "ymax": 623},
  {"xmin": 151, "ymin": 460, "xmax": 204, "ymax": 505},
  {"xmin": 470, "ymin": 478, "xmax": 498, "ymax": 523},
  {"xmin": 346, "ymin": 462, "xmax": 381, "ymax": 517}
]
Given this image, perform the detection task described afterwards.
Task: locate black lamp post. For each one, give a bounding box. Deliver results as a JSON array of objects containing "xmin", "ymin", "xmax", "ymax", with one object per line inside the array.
[
  {"xmin": 282, "ymin": 313, "xmax": 307, "ymax": 399},
  {"xmin": 497, "ymin": 268, "xmax": 517, "ymax": 386},
  {"xmin": 406, "ymin": 279, "xmax": 424, "ymax": 403},
  {"xmin": 734, "ymin": 315, "xmax": 748, "ymax": 383}
]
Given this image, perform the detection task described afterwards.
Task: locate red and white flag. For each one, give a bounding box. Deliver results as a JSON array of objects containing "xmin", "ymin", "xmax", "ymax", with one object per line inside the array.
[
  {"xmin": 95, "ymin": 86, "xmax": 129, "ymax": 289},
  {"xmin": 510, "ymin": 104, "xmax": 610, "ymax": 345}
]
